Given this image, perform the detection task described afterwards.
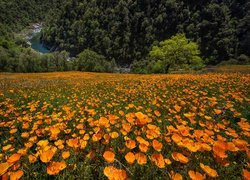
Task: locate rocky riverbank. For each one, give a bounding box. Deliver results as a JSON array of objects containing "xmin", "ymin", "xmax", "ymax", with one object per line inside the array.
[
  {"xmin": 15, "ymin": 23, "xmax": 42, "ymax": 42},
  {"xmin": 15, "ymin": 23, "xmax": 51, "ymax": 53}
]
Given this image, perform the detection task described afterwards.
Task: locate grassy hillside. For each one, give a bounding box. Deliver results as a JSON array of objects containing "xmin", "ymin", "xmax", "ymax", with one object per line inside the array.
[{"xmin": 0, "ymin": 69, "xmax": 249, "ymax": 179}]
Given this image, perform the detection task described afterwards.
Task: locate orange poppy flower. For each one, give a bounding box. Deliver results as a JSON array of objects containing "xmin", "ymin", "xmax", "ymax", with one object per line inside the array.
[
  {"xmin": 50, "ymin": 127, "xmax": 60, "ymax": 138},
  {"xmin": 172, "ymin": 173, "xmax": 183, "ymax": 180},
  {"xmin": 227, "ymin": 142, "xmax": 239, "ymax": 152},
  {"xmin": 243, "ymin": 169, "xmax": 250, "ymax": 180},
  {"xmin": 188, "ymin": 170, "xmax": 204, "ymax": 180},
  {"xmin": 10, "ymin": 128, "xmax": 18, "ymax": 134},
  {"xmin": 214, "ymin": 109, "xmax": 222, "ymax": 115},
  {"xmin": 184, "ymin": 140, "xmax": 199, "ymax": 151},
  {"xmin": 151, "ymin": 153, "xmax": 165, "ymax": 168},
  {"xmin": 200, "ymin": 163, "xmax": 218, "ymax": 178},
  {"xmin": 28, "ymin": 154, "xmax": 37, "ymax": 163},
  {"xmin": 136, "ymin": 136, "xmax": 149, "ymax": 146},
  {"xmin": 110, "ymin": 132, "xmax": 119, "ymax": 138},
  {"xmin": 3, "ymin": 144, "xmax": 12, "ymax": 151},
  {"xmin": 125, "ymin": 152, "xmax": 135, "ymax": 164},
  {"xmin": 104, "ymin": 166, "xmax": 117, "ymax": 179},
  {"xmin": 213, "ymin": 140, "xmax": 228, "ymax": 157},
  {"xmin": 37, "ymin": 140, "xmax": 49, "ymax": 148},
  {"xmin": 103, "ymin": 151, "xmax": 115, "ymax": 163},
  {"xmin": 135, "ymin": 152, "xmax": 147, "ymax": 165},
  {"xmin": 135, "ymin": 112, "xmax": 148, "ymax": 126},
  {"xmin": 152, "ymin": 139, "xmax": 163, "ymax": 152},
  {"xmin": 139, "ymin": 143, "xmax": 149, "ymax": 153},
  {"xmin": 232, "ymin": 139, "xmax": 248, "ymax": 150},
  {"xmin": 174, "ymin": 105, "xmax": 181, "ymax": 112},
  {"xmin": 122, "ymin": 123, "xmax": 131, "ymax": 133},
  {"xmin": 200, "ymin": 143, "xmax": 212, "ymax": 151},
  {"xmin": 125, "ymin": 140, "xmax": 136, "ymax": 149},
  {"xmin": 62, "ymin": 151, "xmax": 70, "ymax": 159},
  {"xmin": 0, "ymin": 162, "xmax": 12, "ymax": 176},
  {"xmin": 66, "ymin": 138, "xmax": 79, "ymax": 148},
  {"xmin": 184, "ymin": 112, "xmax": 195, "ymax": 118},
  {"xmin": 21, "ymin": 132, "xmax": 29, "ymax": 138},
  {"xmin": 104, "ymin": 166, "xmax": 127, "ymax": 180},
  {"xmin": 40, "ymin": 150, "xmax": 55, "ymax": 163},
  {"xmin": 47, "ymin": 161, "xmax": 67, "ymax": 175},
  {"xmin": 172, "ymin": 134, "xmax": 182, "ymax": 143},
  {"xmin": 10, "ymin": 170, "xmax": 24, "ymax": 180},
  {"xmin": 171, "ymin": 152, "xmax": 189, "ymax": 164},
  {"xmin": 99, "ymin": 117, "xmax": 109, "ymax": 127},
  {"xmin": 7, "ymin": 154, "xmax": 21, "ymax": 163},
  {"xmin": 154, "ymin": 110, "xmax": 161, "ymax": 117},
  {"xmin": 92, "ymin": 133, "xmax": 103, "ymax": 142}
]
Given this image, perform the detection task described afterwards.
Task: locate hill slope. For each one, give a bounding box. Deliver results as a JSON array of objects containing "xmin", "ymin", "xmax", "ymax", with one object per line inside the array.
[{"xmin": 41, "ymin": 0, "xmax": 250, "ymax": 65}]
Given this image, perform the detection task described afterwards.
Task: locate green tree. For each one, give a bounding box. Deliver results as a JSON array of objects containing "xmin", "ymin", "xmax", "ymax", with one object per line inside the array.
[
  {"xmin": 76, "ymin": 49, "xmax": 116, "ymax": 72},
  {"xmin": 149, "ymin": 34, "xmax": 204, "ymax": 73}
]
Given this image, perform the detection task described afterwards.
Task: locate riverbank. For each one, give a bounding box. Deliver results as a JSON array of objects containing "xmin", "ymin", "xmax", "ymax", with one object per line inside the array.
[
  {"xmin": 15, "ymin": 23, "xmax": 51, "ymax": 53},
  {"xmin": 15, "ymin": 23, "xmax": 42, "ymax": 42}
]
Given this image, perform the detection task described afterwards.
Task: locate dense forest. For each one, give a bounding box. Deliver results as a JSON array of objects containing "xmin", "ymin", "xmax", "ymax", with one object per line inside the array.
[
  {"xmin": 0, "ymin": 0, "xmax": 60, "ymax": 36},
  {"xmin": 0, "ymin": 0, "xmax": 249, "ymax": 73},
  {"xmin": 42, "ymin": 0, "xmax": 250, "ymax": 65}
]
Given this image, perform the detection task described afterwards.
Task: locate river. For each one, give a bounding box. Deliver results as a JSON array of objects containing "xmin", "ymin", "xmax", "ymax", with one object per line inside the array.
[{"xmin": 27, "ymin": 23, "xmax": 50, "ymax": 53}]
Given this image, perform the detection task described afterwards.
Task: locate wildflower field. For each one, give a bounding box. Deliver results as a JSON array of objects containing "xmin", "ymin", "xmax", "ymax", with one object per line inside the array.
[{"xmin": 0, "ymin": 70, "xmax": 250, "ymax": 179}]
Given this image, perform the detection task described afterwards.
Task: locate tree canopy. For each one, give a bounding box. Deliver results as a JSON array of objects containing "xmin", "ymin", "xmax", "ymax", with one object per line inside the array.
[
  {"xmin": 149, "ymin": 34, "xmax": 203, "ymax": 73},
  {"xmin": 41, "ymin": 0, "xmax": 250, "ymax": 65}
]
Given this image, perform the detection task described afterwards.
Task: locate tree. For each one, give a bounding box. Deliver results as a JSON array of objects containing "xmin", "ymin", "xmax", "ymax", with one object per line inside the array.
[
  {"xmin": 149, "ymin": 34, "xmax": 204, "ymax": 73},
  {"xmin": 76, "ymin": 49, "xmax": 116, "ymax": 72}
]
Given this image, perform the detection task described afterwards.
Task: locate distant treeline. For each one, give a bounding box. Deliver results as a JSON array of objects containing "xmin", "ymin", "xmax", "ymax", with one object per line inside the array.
[
  {"xmin": 0, "ymin": 38, "xmax": 116, "ymax": 73},
  {"xmin": 42, "ymin": 0, "xmax": 250, "ymax": 65}
]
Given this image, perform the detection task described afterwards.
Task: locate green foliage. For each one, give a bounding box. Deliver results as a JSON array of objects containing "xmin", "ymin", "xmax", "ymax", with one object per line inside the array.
[
  {"xmin": 237, "ymin": 54, "xmax": 250, "ymax": 65},
  {"xmin": 76, "ymin": 49, "xmax": 116, "ymax": 72},
  {"xmin": 41, "ymin": 0, "xmax": 249, "ymax": 65},
  {"xmin": 148, "ymin": 34, "xmax": 204, "ymax": 73},
  {"xmin": 0, "ymin": 38, "xmax": 73, "ymax": 73},
  {"xmin": 0, "ymin": 0, "xmax": 59, "ymax": 36},
  {"xmin": 130, "ymin": 60, "xmax": 149, "ymax": 74}
]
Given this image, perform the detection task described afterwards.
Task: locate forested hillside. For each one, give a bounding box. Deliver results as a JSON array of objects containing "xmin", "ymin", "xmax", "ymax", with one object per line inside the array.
[
  {"xmin": 0, "ymin": 0, "xmax": 249, "ymax": 72},
  {"xmin": 42, "ymin": 0, "xmax": 250, "ymax": 65},
  {"xmin": 0, "ymin": 0, "xmax": 61, "ymax": 36}
]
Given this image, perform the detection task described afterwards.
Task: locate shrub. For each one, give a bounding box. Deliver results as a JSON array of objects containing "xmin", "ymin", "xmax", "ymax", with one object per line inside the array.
[
  {"xmin": 130, "ymin": 60, "xmax": 149, "ymax": 74},
  {"xmin": 237, "ymin": 54, "xmax": 250, "ymax": 65},
  {"xmin": 76, "ymin": 49, "xmax": 116, "ymax": 72}
]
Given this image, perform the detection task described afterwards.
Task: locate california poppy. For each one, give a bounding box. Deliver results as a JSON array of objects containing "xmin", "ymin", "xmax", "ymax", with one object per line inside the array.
[
  {"xmin": 125, "ymin": 140, "xmax": 136, "ymax": 149},
  {"xmin": 7, "ymin": 154, "xmax": 21, "ymax": 163},
  {"xmin": 62, "ymin": 151, "xmax": 70, "ymax": 159},
  {"xmin": 152, "ymin": 139, "xmax": 163, "ymax": 152},
  {"xmin": 243, "ymin": 169, "xmax": 250, "ymax": 180},
  {"xmin": 188, "ymin": 170, "xmax": 204, "ymax": 180},
  {"xmin": 10, "ymin": 170, "xmax": 24, "ymax": 180},
  {"xmin": 151, "ymin": 153, "xmax": 165, "ymax": 168},
  {"xmin": 135, "ymin": 152, "xmax": 147, "ymax": 165},
  {"xmin": 103, "ymin": 151, "xmax": 115, "ymax": 163},
  {"xmin": 40, "ymin": 150, "xmax": 55, "ymax": 163},
  {"xmin": 171, "ymin": 152, "xmax": 189, "ymax": 164},
  {"xmin": 200, "ymin": 163, "xmax": 218, "ymax": 178},
  {"xmin": 125, "ymin": 152, "xmax": 135, "ymax": 164},
  {"xmin": 172, "ymin": 172, "xmax": 183, "ymax": 180},
  {"xmin": 0, "ymin": 162, "xmax": 12, "ymax": 176},
  {"xmin": 47, "ymin": 161, "xmax": 67, "ymax": 175},
  {"xmin": 104, "ymin": 166, "xmax": 127, "ymax": 180}
]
